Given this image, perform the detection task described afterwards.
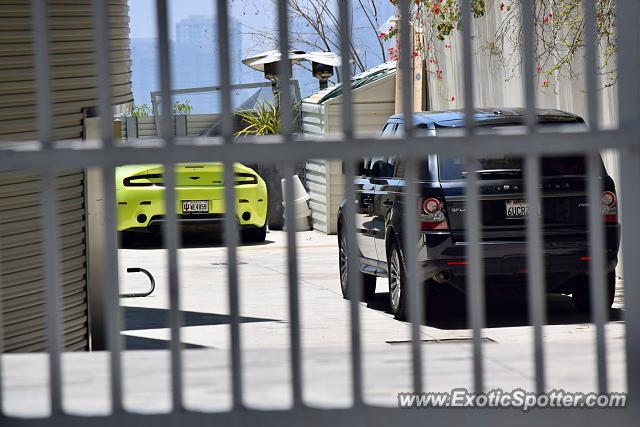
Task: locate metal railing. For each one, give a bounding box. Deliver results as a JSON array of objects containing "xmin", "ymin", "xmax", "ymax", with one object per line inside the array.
[{"xmin": 1, "ymin": 0, "xmax": 639, "ymax": 426}]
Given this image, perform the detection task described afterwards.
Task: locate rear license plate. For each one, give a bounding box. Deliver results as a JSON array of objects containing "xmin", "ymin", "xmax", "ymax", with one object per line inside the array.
[
  {"xmin": 505, "ymin": 200, "xmax": 528, "ymax": 219},
  {"xmin": 182, "ymin": 200, "xmax": 209, "ymax": 213}
]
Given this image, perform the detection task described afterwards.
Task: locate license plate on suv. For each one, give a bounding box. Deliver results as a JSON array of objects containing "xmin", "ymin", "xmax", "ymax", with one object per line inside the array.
[
  {"xmin": 182, "ymin": 200, "xmax": 209, "ymax": 213},
  {"xmin": 505, "ymin": 200, "xmax": 528, "ymax": 219}
]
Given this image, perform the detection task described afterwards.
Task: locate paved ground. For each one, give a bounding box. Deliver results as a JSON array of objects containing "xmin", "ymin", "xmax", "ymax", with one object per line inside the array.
[{"xmin": 1, "ymin": 230, "xmax": 627, "ymax": 416}]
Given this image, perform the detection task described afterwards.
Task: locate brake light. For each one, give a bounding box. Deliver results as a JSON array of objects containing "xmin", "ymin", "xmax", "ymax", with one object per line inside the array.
[
  {"xmin": 601, "ymin": 191, "xmax": 618, "ymax": 223},
  {"xmin": 420, "ymin": 197, "xmax": 449, "ymax": 230},
  {"xmin": 423, "ymin": 198, "xmax": 440, "ymax": 214}
]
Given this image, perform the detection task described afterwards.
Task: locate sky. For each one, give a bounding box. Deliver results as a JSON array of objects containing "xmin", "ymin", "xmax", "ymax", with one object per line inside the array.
[
  {"xmin": 128, "ymin": 0, "xmax": 271, "ymax": 40},
  {"xmin": 127, "ymin": 0, "xmax": 395, "ymax": 99}
]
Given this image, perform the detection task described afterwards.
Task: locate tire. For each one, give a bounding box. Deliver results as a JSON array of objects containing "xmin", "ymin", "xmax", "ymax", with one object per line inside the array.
[
  {"xmin": 571, "ymin": 272, "xmax": 616, "ymax": 313},
  {"xmin": 119, "ymin": 230, "xmax": 151, "ymax": 248},
  {"xmin": 241, "ymin": 224, "xmax": 267, "ymax": 243},
  {"xmin": 388, "ymin": 241, "xmax": 409, "ymax": 320},
  {"xmin": 338, "ymin": 231, "xmax": 376, "ymax": 301}
]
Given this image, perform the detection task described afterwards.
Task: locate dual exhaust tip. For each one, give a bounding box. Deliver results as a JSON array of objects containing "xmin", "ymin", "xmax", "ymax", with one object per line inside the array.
[
  {"xmin": 433, "ymin": 270, "xmax": 453, "ymax": 284},
  {"xmin": 136, "ymin": 212, "xmax": 252, "ymax": 224}
]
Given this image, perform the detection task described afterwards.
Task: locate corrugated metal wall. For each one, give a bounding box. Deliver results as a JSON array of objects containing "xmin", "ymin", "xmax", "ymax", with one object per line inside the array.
[
  {"xmin": 302, "ymin": 74, "xmax": 396, "ymax": 234},
  {"xmin": 0, "ymin": 0, "xmax": 132, "ymax": 352}
]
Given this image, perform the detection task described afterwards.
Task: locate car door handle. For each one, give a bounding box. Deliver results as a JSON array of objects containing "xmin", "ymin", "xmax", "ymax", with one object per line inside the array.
[{"xmin": 383, "ymin": 200, "xmax": 393, "ymax": 206}]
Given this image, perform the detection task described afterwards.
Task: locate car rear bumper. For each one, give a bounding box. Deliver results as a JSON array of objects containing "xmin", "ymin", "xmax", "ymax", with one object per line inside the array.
[
  {"xmin": 116, "ymin": 185, "xmax": 267, "ymax": 231},
  {"xmin": 418, "ymin": 224, "xmax": 620, "ymax": 292}
]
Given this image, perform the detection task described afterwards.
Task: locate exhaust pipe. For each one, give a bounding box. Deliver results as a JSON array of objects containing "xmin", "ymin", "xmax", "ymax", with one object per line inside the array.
[{"xmin": 433, "ymin": 270, "xmax": 453, "ymax": 284}]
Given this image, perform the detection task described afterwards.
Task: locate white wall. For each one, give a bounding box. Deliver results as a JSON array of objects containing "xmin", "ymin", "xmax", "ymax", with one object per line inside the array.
[{"xmin": 420, "ymin": 6, "xmax": 621, "ymax": 275}]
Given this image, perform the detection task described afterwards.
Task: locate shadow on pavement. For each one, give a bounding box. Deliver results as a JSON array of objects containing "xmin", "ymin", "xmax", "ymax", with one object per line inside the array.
[
  {"xmin": 124, "ymin": 335, "xmax": 207, "ymax": 350},
  {"xmin": 119, "ymin": 231, "xmax": 275, "ymax": 249},
  {"xmin": 123, "ymin": 306, "xmax": 282, "ymax": 331},
  {"xmin": 365, "ymin": 289, "xmax": 623, "ymax": 330}
]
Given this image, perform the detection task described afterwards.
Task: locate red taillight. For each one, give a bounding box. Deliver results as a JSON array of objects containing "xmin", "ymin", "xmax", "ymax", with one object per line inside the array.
[
  {"xmin": 420, "ymin": 197, "xmax": 449, "ymax": 230},
  {"xmin": 602, "ymin": 191, "xmax": 618, "ymax": 223},
  {"xmin": 423, "ymin": 198, "xmax": 440, "ymax": 214}
]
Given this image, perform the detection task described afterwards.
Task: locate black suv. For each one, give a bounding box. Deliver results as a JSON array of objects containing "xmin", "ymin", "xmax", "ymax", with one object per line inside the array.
[{"xmin": 337, "ymin": 109, "xmax": 620, "ymax": 319}]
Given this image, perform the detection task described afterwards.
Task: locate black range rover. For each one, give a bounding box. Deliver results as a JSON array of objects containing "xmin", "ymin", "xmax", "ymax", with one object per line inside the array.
[{"xmin": 337, "ymin": 109, "xmax": 620, "ymax": 319}]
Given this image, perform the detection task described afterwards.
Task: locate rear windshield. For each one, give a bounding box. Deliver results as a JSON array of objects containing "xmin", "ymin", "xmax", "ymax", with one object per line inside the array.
[{"xmin": 438, "ymin": 155, "xmax": 592, "ymax": 180}]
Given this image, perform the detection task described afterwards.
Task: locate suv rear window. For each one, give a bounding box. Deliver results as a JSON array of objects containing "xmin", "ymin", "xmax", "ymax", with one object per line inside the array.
[{"xmin": 438, "ymin": 155, "xmax": 590, "ymax": 180}]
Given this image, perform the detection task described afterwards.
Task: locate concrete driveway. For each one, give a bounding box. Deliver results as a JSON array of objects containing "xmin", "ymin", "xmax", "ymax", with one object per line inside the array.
[
  {"xmin": 117, "ymin": 230, "xmax": 627, "ymax": 409},
  {"xmin": 1, "ymin": 230, "xmax": 627, "ymax": 416}
]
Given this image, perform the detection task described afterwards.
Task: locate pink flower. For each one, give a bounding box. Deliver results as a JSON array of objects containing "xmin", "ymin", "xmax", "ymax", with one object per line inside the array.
[
  {"xmin": 536, "ymin": 64, "xmax": 542, "ymax": 73},
  {"xmin": 445, "ymin": 43, "xmax": 452, "ymax": 49},
  {"xmin": 542, "ymin": 80, "xmax": 549, "ymax": 88},
  {"xmin": 500, "ymin": 2, "xmax": 505, "ymax": 11},
  {"xmin": 450, "ymin": 96, "xmax": 456, "ymax": 102}
]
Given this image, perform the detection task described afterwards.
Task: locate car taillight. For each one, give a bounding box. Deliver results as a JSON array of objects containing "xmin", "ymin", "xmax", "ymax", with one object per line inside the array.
[
  {"xmin": 420, "ymin": 197, "xmax": 449, "ymax": 230},
  {"xmin": 601, "ymin": 190, "xmax": 618, "ymax": 223}
]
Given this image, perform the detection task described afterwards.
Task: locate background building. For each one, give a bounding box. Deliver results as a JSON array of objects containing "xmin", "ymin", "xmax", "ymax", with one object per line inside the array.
[{"xmin": 131, "ymin": 15, "xmax": 245, "ymax": 113}]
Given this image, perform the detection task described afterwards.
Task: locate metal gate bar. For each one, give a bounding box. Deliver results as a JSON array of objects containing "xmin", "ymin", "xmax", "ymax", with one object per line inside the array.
[
  {"xmin": 618, "ymin": 0, "xmax": 640, "ymax": 404},
  {"xmin": 0, "ymin": 0, "xmax": 639, "ymax": 425},
  {"xmin": 336, "ymin": 0, "xmax": 365, "ymax": 407},
  {"xmin": 89, "ymin": 0, "xmax": 125, "ymax": 413}
]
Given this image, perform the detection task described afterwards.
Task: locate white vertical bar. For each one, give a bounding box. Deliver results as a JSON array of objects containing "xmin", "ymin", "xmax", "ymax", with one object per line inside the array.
[
  {"xmin": 338, "ymin": 0, "xmax": 363, "ymax": 406},
  {"xmin": 461, "ymin": 0, "xmax": 475, "ymax": 133},
  {"xmin": 617, "ymin": 0, "xmax": 640, "ymax": 406},
  {"xmin": 41, "ymin": 169, "xmax": 63, "ymax": 416},
  {"xmin": 522, "ymin": 0, "xmax": 546, "ymax": 395},
  {"xmin": 338, "ymin": 0, "xmax": 353, "ymax": 139},
  {"xmin": 277, "ymin": 0, "xmax": 293, "ymax": 136},
  {"xmin": 521, "ymin": 0, "xmax": 536, "ymax": 127},
  {"xmin": 0, "ymin": 244, "xmax": 3, "ymax": 415},
  {"xmin": 398, "ymin": 0, "xmax": 423, "ymax": 394},
  {"xmin": 102, "ymin": 166, "xmax": 123, "ymax": 413},
  {"xmin": 156, "ymin": 0, "xmax": 174, "ymax": 140},
  {"xmin": 155, "ymin": 0, "xmax": 183, "ymax": 411},
  {"xmin": 398, "ymin": 0, "xmax": 414, "ymax": 134},
  {"xmin": 402, "ymin": 159, "xmax": 423, "ymax": 394},
  {"xmin": 163, "ymin": 164, "xmax": 183, "ymax": 411},
  {"xmin": 216, "ymin": 0, "xmax": 243, "ymax": 409},
  {"xmin": 341, "ymin": 160, "xmax": 362, "ymax": 407},
  {"xmin": 522, "ymin": 0, "xmax": 545, "ymax": 394},
  {"xmin": 463, "ymin": 156, "xmax": 484, "ymax": 394},
  {"xmin": 461, "ymin": 0, "xmax": 484, "ymax": 394},
  {"xmin": 620, "ymin": 149, "xmax": 640, "ymax": 403},
  {"xmin": 525, "ymin": 154, "xmax": 545, "ymax": 394},
  {"xmin": 31, "ymin": 0, "xmax": 63, "ymax": 414},
  {"xmin": 92, "ymin": 0, "xmax": 115, "ymax": 146},
  {"xmin": 283, "ymin": 165, "xmax": 302, "ymax": 408},
  {"xmin": 31, "ymin": 0, "xmax": 53, "ymax": 149},
  {"xmin": 587, "ymin": 152, "xmax": 608, "ymax": 393},
  {"xmin": 91, "ymin": 0, "xmax": 123, "ymax": 413},
  {"xmin": 583, "ymin": 0, "xmax": 599, "ymax": 130},
  {"xmin": 276, "ymin": 0, "xmax": 301, "ymax": 406}
]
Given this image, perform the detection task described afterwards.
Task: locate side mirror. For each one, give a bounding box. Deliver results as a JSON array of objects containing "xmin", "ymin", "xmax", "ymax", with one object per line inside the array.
[{"xmin": 342, "ymin": 160, "xmax": 367, "ymax": 176}]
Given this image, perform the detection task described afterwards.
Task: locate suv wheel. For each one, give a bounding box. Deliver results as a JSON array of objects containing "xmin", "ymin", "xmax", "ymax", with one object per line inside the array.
[
  {"xmin": 571, "ymin": 272, "xmax": 616, "ymax": 313},
  {"xmin": 388, "ymin": 241, "xmax": 409, "ymax": 320},
  {"xmin": 339, "ymin": 231, "xmax": 376, "ymax": 301}
]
